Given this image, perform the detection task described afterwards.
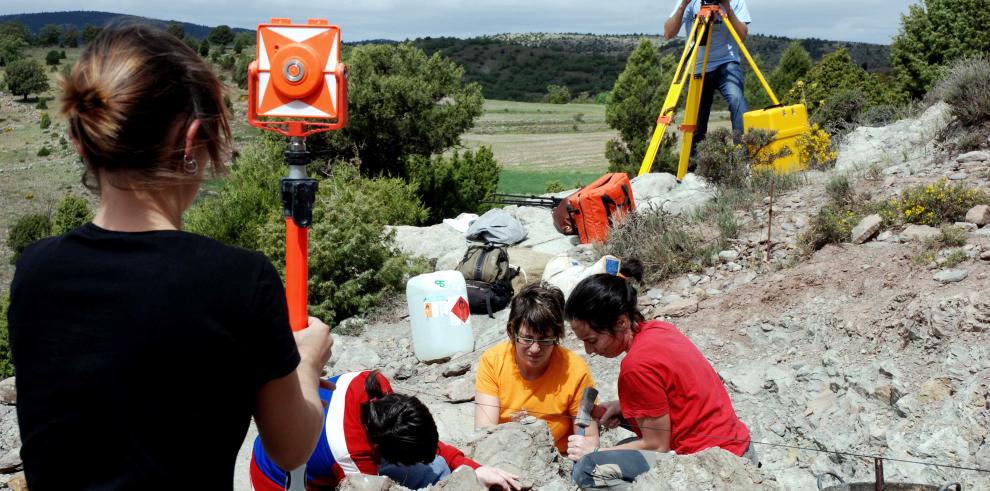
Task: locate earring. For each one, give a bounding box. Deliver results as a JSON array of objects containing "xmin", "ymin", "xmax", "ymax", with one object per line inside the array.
[{"xmin": 183, "ymin": 154, "xmax": 199, "ymax": 174}]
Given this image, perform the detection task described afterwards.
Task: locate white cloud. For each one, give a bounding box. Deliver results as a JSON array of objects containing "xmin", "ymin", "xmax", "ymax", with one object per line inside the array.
[{"xmin": 1, "ymin": 0, "xmax": 917, "ymax": 44}]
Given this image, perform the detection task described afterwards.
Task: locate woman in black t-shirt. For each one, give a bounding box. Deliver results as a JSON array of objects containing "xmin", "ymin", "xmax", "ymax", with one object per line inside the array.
[{"xmin": 7, "ymin": 23, "xmax": 332, "ymax": 490}]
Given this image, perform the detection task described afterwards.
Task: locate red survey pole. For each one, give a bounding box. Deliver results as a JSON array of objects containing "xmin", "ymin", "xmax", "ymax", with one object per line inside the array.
[{"xmin": 247, "ymin": 17, "xmax": 348, "ymax": 490}]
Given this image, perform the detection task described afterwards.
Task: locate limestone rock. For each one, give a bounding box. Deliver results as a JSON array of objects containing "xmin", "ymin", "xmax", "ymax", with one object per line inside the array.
[
  {"xmin": 836, "ymin": 102, "xmax": 951, "ymax": 173},
  {"xmin": 444, "ymin": 378, "xmax": 475, "ymax": 403},
  {"xmin": 462, "ymin": 418, "xmax": 567, "ymax": 490},
  {"xmin": 718, "ymin": 250, "xmax": 739, "ymax": 262},
  {"xmin": 330, "ymin": 334, "xmax": 381, "ymax": 373},
  {"xmin": 965, "ymin": 205, "xmax": 990, "ymax": 226},
  {"xmin": 390, "ymin": 224, "xmax": 466, "ymax": 262},
  {"xmin": 428, "ymin": 465, "xmax": 484, "ymax": 490},
  {"xmin": 630, "ymin": 447, "xmax": 780, "ymax": 490},
  {"xmin": 851, "ymin": 214, "xmax": 882, "ymax": 244},
  {"xmin": 957, "ymin": 150, "xmax": 989, "ymax": 163},
  {"xmin": 0, "ymin": 378, "xmax": 15, "ymax": 406},
  {"xmin": 934, "ymin": 269, "xmax": 968, "ymax": 284},
  {"xmin": 0, "ymin": 406, "xmax": 20, "ymax": 452},
  {"xmin": 657, "ymin": 297, "xmax": 699, "ymax": 317},
  {"xmin": 901, "ymin": 224, "xmax": 941, "ymax": 242},
  {"xmin": 0, "ymin": 447, "xmax": 21, "ymax": 473},
  {"xmin": 631, "ymin": 172, "xmax": 678, "ymax": 203},
  {"xmin": 7, "ymin": 472, "xmax": 26, "ymax": 491},
  {"xmin": 442, "ymin": 360, "xmax": 472, "ymax": 378},
  {"xmin": 338, "ymin": 475, "xmax": 405, "ymax": 491}
]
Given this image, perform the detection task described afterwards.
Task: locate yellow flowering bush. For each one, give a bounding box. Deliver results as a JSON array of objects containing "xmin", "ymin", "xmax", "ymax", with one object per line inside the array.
[
  {"xmin": 797, "ymin": 124, "xmax": 837, "ymax": 168},
  {"xmin": 882, "ymin": 180, "xmax": 990, "ymax": 226}
]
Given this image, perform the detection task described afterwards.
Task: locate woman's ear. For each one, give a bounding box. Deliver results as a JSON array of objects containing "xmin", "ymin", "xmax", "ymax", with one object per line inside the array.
[{"xmin": 183, "ymin": 119, "xmax": 202, "ymax": 160}]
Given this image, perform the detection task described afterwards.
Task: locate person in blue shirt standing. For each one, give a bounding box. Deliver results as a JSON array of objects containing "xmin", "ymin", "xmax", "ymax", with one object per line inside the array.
[{"xmin": 665, "ymin": 0, "xmax": 752, "ymax": 167}]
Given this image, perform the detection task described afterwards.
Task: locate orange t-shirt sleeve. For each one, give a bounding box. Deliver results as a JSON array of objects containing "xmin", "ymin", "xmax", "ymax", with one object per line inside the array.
[
  {"xmin": 567, "ymin": 362, "xmax": 596, "ymax": 418},
  {"xmin": 475, "ymin": 347, "xmax": 499, "ymax": 396}
]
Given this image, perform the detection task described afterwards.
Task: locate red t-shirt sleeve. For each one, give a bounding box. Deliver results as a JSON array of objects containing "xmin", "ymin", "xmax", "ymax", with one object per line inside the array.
[
  {"xmin": 437, "ymin": 441, "xmax": 480, "ymax": 470},
  {"xmin": 618, "ymin": 361, "xmax": 670, "ymax": 420}
]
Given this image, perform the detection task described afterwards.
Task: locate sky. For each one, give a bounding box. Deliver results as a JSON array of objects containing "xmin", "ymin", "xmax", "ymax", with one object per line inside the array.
[{"xmin": 2, "ymin": 0, "xmax": 920, "ymax": 45}]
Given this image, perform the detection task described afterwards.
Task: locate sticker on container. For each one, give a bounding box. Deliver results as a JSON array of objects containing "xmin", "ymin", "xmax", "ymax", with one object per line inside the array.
[
  {"xmin": 451, "ymin": 296, "xmax": 470, "ymax": 324},
  {"xmin": 424, "ymin": 303, "xmax": 433, "ymax": 319}
]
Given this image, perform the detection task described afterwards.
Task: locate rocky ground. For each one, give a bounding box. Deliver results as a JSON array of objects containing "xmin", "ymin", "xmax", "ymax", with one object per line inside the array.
[{"xmin": 0, "ymin": 103, "xmax": 988, "ymax": 490}]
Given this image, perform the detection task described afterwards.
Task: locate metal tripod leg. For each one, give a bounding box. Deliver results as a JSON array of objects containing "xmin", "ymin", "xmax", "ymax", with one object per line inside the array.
[
  {"xmin": 637, "ymin": 11, "xmax": 714, "ymax": 178},
  {"xmin": 676, "ymin": 22, "xmax": 714, "ymax": 180}
]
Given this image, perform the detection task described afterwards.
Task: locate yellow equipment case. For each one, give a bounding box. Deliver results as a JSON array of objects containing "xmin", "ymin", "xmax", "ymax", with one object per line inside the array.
[{"xmin": 743, "ymin": 104, "xmax": 810, "ymax": 173}]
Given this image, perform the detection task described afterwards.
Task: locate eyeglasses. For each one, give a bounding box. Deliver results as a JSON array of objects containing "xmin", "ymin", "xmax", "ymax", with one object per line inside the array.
[{"xmin": 514, "ymin": 335, "xmax": 558, "ymax": 347}]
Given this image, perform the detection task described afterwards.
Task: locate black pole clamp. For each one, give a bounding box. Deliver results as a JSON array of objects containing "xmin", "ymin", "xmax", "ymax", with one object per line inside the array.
[{"xmin": 281, "ymin": 178, "xmax": 318, "ymax": 228}]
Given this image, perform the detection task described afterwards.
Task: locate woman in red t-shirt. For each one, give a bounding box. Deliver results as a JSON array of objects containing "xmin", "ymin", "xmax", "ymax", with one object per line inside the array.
[{"xmin": 562, "ymin": 259, "xmax": 755, "ymax": 489}]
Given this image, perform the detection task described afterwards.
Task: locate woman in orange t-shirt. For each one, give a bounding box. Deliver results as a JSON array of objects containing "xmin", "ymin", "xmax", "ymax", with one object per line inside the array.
[{"xmin": 474, "ymin": 283, "xmax": 599, "ymax": 454}]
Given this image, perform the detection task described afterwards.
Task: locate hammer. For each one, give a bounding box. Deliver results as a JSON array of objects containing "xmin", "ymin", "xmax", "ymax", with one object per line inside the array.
[{"xmin": 574, "ymin": 387, "xmax": 599, "ymax": 436}]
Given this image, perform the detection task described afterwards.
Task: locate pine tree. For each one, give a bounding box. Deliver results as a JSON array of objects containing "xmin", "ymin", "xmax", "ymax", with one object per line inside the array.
[
  {"xmin": 891, "ymin": 0, "xmax": 990, "ymax": 99},
  {"xmin": 769, "ymin": 41, "xmax": 812, "ymax": 100},
  {"xmin": 604, "ymin": 39, "xmax": 677, "ymax": 176}
]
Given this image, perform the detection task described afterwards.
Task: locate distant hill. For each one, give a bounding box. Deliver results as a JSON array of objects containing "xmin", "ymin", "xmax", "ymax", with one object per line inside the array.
[
  {"xmin": 0, "ymin": 11, "xmax": 252, "ymax": 40},
  {"xmin": 409, "ymin": 33, "xmax": 891, "ymax": 102},
  {"xmin": 0, "ymin": 12, "xmax": 891, "ymax": 103}
]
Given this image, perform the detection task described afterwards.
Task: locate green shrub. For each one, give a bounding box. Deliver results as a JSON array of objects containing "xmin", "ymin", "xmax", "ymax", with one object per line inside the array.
[
  {"xmin": 932, "ymin": 56, "xmax": 990, "ymax": 128},
  {"xmin": 825, "ymin": 174, "xmax": 854, "ymax": 206},
  {"xmin": 256, "ymin": 165, "xmax": 427, "ymax": 327},
  {"xmin": 39, "ymin": 112, "xmax": 50, "ymax": 129},
  {"xmin": 8, "ymin": 213, "xmax": 51, "ymax": 264},
  {"xmin": 44, "ymin": 49, "xmax": 60, "ymax": 66},
  {"xmin": 812, "ymin": 89, "xmax": 867, "ymax": 135},
  {"xmin": 545, "ymin": 84, "xmax": 571, "ymax": 104},
  {"xmin": 545, "ymin": 180, "xmax": 566, "ymax": 193},
  {"xmin": 695, "ymin": 128, "xmax": 791, "ymax": 188},
  {"xmin": 406, "ymin": 146, "xmax": 500, "ymax": 223},
  {"xmin": 600, "ymin": 207, "xmax": 716, "ymax": 284},
  {"xmin": 0, "ymin": 293, "xmax": 14, "ymax": 379},
  {"xmin": 801, "ymin": 204, "xmax": 862, "ymax": 251},
  {"xmin": 52, "ymin": 194, "xmax": 92, "ymax": 234},
  {"xmin": 36, "ymin": 147, "xmax": 50, "ymax": 157},
  {"xmin": 942, "ymin": 249, "xmax": 968, "ymax": 269},
  {"xmin": 185, "ymin": 138, "xmax": 285, "ymax": 251},
  {"xmin": 35, "ymin": 99, "xmax": 47, "ymax": 110}
]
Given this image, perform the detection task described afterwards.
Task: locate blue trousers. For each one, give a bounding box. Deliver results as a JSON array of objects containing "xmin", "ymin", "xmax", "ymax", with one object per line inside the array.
[
  {"xmin": 691, "ymin": 61, "xmax": 748, "ymax": 159},
  {"xmin": 378, "ymin": 455, "xmax": 451, "ymax": 490}
]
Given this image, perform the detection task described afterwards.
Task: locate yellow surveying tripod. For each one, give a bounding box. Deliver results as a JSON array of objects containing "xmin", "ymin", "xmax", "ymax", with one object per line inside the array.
[{"xmin": 638, "ymin": 4, "xmax": 784, "ymax": 179}]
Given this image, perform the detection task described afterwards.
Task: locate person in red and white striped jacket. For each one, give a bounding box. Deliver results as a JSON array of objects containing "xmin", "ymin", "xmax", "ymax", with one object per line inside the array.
[{"xmin": 251, "ymin": 370, "xmax": 520, "ymax": 490}]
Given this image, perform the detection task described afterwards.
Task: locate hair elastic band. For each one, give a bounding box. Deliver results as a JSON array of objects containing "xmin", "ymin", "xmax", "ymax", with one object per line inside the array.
[{"xmin": 616, "ymin": 273, "xmax": 627, "ymax": 279}]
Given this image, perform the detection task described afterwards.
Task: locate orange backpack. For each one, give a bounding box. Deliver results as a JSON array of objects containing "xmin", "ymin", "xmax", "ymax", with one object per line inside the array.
[{"xmin": 561, "ymin": 173, "xmax": 636, "ymax": 244}]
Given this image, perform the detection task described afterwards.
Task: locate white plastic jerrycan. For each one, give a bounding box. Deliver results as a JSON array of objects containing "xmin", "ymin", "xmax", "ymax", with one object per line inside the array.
[{"xmin": 405, "ymin": 271, "xmax": 475, "ymax": 362}]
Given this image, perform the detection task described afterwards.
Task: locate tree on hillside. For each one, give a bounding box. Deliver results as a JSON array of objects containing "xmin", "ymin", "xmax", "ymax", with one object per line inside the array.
[
  {"xmin": 318, "ymin": 43, "xmax": 484, "ymax": 177},
  {"xmin": 545, "ymin": 84, "xmax": 571, "ymax": 104},
  {"xmin": 604, "ymin": 39, "xmax": 677, "ymax": 176},
  {"xmin": 769, "ymin": 41, "xmax": 812, "ymax": 100},
  {"xmin": 63, "ymin": 25, "xmax": 79, "ymax": 48},
  {"xmin": 199, "ymin": 37, "xmax": 210, "ymax": 57},
  {"xmin": 0, "ymin": 35, "xmax": 27, "ymax": 66},
  {"xmin": 744, "ymin": 55, "xmax": 774, "ymax": 111},
  {"xmin": 208, "ymin": 25, "xmax": 234, "ymax": 50},
  {"xmin": 37, "ymin": 24, "xmax": 62, "ymax": 47},
  {"xmin": 81, "ymin": 24, "xmax": 101, "ymax": 44},
  {"xmin": 784, "ymin": 48, "xmax": 904, "ymax": 113},
  {"xmin": 3, "ymin": 58, "xmax": 48, "ymax": 100},
  {"xmin": 183, "ymin": 36, "xmax": 199, "ymax": 53},
  {"xmin": 891, "ymin": 0, "xmax": 990, "ymax": 99},
  {"xmin": 166, "ymin": 21, "xmax": 185, "ymax": 40},
  {"xmin": 0, "ymin": 21, "xmax": 31, "ymax": 44}
]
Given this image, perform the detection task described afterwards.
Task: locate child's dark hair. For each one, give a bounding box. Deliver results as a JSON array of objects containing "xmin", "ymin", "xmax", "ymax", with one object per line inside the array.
[
  {"xmin": 564, "ymin": 258, "xmax": 645, "ymax": 334},
  {"xmin": 361, "ymin": 371, "xmax": 439, "ymax": 465}
]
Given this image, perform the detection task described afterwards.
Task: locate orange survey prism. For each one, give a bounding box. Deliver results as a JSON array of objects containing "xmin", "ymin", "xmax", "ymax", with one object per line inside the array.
[{"xmin": 248, "ymin": 18, "xmax": 348, "ymax": 137}]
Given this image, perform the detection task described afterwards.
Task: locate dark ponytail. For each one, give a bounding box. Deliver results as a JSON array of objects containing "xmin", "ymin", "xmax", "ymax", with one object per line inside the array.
[
  {"xmin": 361, "ymin": 370, "xmax": 439, "ymax": 465},
  {"xmin": 564, "ymin": 258, "xmax": 645, "ymax": 335}
]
